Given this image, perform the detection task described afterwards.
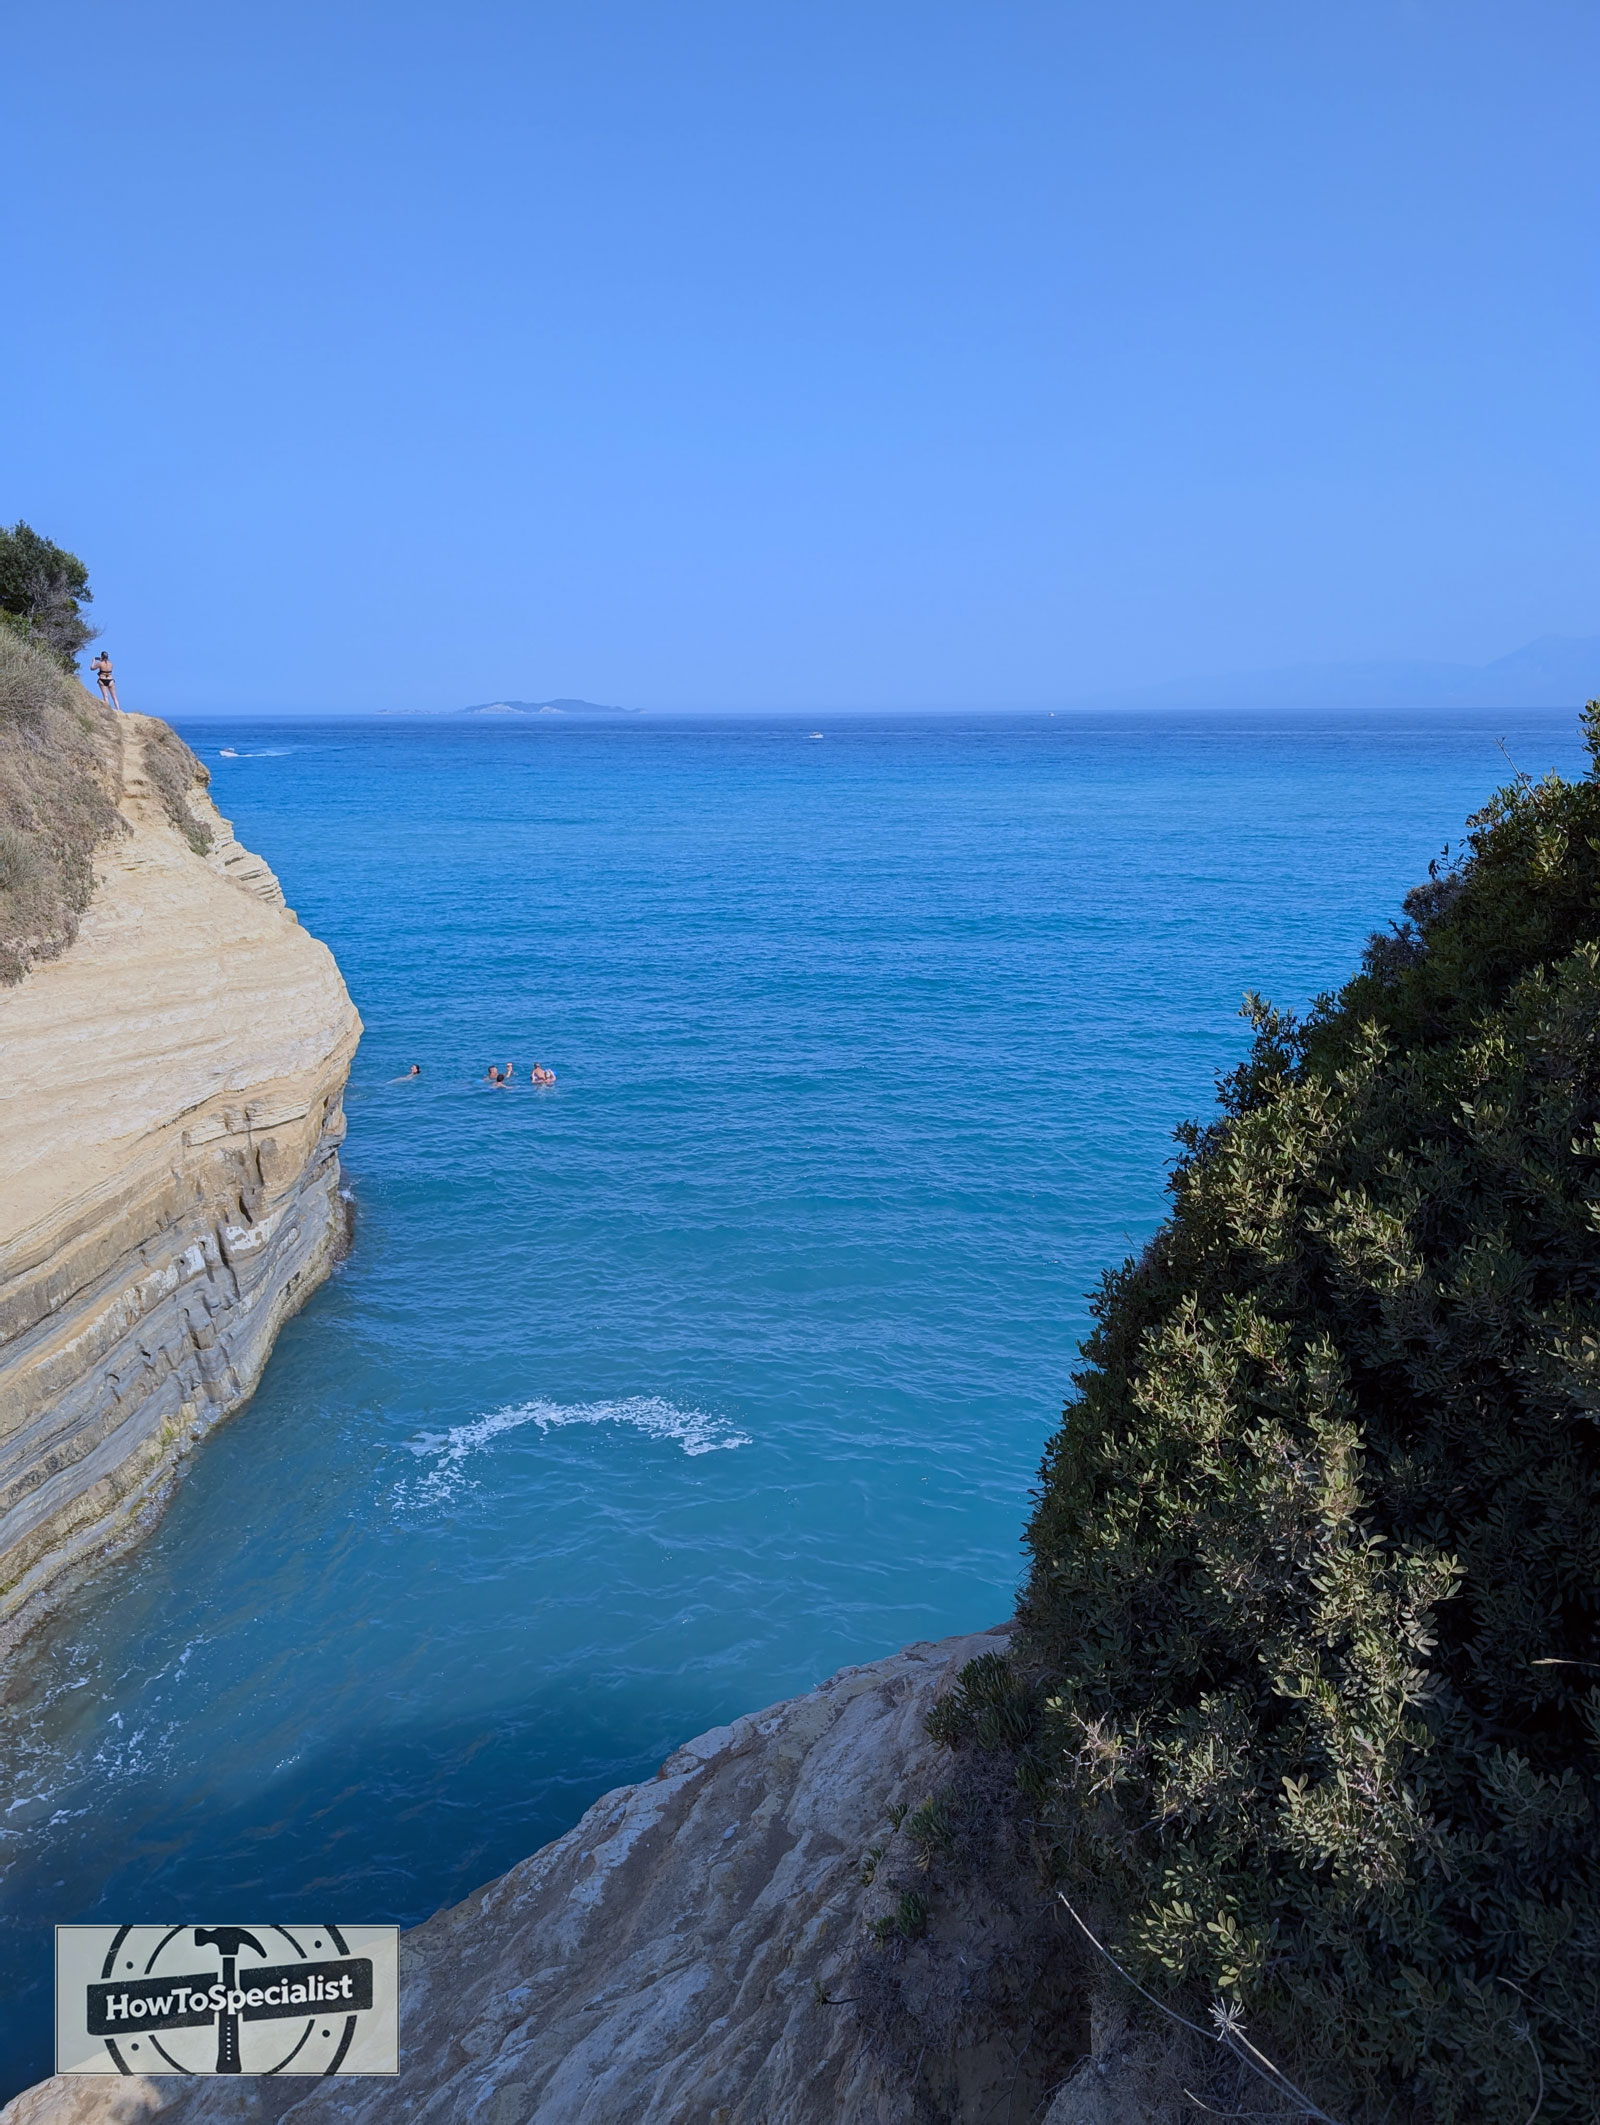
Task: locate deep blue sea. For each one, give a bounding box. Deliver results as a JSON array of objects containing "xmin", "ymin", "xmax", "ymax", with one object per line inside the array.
[{"xmin": 0, "ymin": 705, "xmax": 1585, "ymax": 2096}]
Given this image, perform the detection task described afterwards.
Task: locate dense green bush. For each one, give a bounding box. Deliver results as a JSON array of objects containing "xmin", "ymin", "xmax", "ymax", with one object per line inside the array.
[
  {"xmin": 0, "ymin": 520, "xmax": 96, "ymax": 669},
  {"xmin": 1017, "ymin": 718, "xmax": 1600, "ymax": 2121}
]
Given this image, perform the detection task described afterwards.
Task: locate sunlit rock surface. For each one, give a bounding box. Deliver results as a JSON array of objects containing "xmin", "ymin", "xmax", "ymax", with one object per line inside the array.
[{"xmin": 0, "ymin": 713, "xmax": 361, "ymax": 1647}]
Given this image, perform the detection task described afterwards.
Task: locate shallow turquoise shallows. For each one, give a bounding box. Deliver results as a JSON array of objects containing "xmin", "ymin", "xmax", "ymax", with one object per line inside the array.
[{"xmin": 0, "ymin": 706, "xmax": 1584, "ymax": 2094}]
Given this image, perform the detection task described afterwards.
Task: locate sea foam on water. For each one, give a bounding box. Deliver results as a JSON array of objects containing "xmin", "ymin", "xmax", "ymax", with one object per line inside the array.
[{"xmin": 403, "ymin": 1396, "xmax": 752, "ymax": 1504}]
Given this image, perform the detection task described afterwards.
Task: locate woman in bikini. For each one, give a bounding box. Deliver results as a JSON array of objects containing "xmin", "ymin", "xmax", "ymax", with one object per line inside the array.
[{"xmin": 91, "ymin": 652, "xmax": 120, "ymax": 709}]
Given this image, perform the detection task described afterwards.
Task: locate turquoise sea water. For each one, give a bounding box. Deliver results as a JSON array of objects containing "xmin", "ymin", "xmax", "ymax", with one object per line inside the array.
[{"xmin": 0, "ymin": 705, "xmax": 1585, "ymax": 2096}]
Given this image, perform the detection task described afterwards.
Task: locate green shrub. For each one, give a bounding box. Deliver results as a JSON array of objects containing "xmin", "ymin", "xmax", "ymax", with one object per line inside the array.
[
  {"xmin": 0, "ymin": 520, "xmax": 96, "ymax": 669},
  {"xmin": 903, "ymin": 1796, "xmax": 956, "ymax": 1861},
  {"xmin": 870, "ymin": 1891, "xmax": 930, "ymax": 1943},
  {"xmin": 1019, "ymin": 712, "xmax": 1600, "ymax": 2122},
  {"xmin": 927, "ymin": 1650, "xmax": 1037, "ymax": 1753}
]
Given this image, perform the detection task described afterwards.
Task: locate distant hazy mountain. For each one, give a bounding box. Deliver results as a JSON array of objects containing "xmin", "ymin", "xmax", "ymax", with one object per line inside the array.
[
  {"xmin": 1094, "ymin": 636, "xmax": 1600, "ymax": 711},
  {"xmin": 459, "ymin": 698, "xmax": 634, "ymax": 716}
]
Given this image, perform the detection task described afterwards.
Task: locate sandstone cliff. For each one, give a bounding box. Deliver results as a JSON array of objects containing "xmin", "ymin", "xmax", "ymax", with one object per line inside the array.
[
  {"xmin": 0, "ymin": 710, "xmax": 361, "ymax": 1648},
  {"xmin": 3, "ymin": 1625, "xmax": 1165, "ymax": 2125}
]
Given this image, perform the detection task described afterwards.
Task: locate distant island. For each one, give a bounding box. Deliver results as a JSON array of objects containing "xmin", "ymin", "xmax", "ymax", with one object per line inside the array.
[{"xmin": 459, "ymin": 698, "xmax": 637, "ymax": 716}]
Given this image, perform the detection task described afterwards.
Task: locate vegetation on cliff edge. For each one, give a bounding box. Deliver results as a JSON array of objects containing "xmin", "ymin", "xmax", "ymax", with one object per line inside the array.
[
  {"xmin": 982, "ymin": 717, "xmax": 1600, "ymax": 2120},
  {"xmin": 0, "ymin": 520, "xmax": 97, "ymax": 670},
  {"xmin": 0, "ymin": 628, "xmax": 122, "ymax": 983}
]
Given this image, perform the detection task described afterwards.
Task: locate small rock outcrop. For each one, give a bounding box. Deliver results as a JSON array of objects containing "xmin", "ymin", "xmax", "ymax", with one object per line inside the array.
[
  {"xmin": 2, "ymin": 1625, "xmax": 1125, "ymax": 2124},
  {"xmin": 0, "ymin": 712, "xmax": 361, "ymax": 1648}
]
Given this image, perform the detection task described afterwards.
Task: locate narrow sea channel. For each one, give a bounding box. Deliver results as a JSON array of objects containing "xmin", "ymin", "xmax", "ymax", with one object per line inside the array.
[{"xmin": 0, "ymin": 705, "xmax": 1581, "ymax": 2097}]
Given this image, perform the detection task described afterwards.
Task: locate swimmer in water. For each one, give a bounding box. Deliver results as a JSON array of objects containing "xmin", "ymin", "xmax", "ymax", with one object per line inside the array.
[
  {"xmin": 485, "ymin": 1065, "xmax": 501, "ymax": 1083},
  {"xmin": 389, "ymin": 1063, "xmax": 422, "ymax": 1081}
]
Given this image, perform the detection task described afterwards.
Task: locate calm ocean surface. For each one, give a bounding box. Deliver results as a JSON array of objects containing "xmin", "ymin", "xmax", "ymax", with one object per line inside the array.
[{"xmin": 0, "ymin": 705, "xmax": 1584, "ymax": 2094}]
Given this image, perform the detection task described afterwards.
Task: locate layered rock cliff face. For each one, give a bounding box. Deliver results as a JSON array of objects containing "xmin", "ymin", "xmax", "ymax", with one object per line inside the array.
[
  {"xmin": 4, "ymin": 1625, "xmax": 1161, "ymax": 2125},
  {"xmin": 0, "ymin": 711, "xmax": 361, "ymax": 1648}
]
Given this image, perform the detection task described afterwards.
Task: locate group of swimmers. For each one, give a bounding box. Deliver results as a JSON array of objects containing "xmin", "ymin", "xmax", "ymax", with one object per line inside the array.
[
  {"xmin": 486, "ymin": 1061, "xmax": 557, "ymax": 1086},
  {"xmin": 388, "ymin": 1063, "xmax": 558, "ymax": 1086}
]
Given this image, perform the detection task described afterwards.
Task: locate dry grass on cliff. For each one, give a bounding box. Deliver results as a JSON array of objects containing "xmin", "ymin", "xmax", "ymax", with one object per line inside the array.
[
  {"xmin": 0, "ymin": 628, "xmax": 123, "ymax": 983},
  {"xmin": 140, "ymin": 718, "xmax": 215, "ymax": 857},
  {"xmin": 845, "ymin": 1690, "xmax": 1090, "ymax": 2124}
]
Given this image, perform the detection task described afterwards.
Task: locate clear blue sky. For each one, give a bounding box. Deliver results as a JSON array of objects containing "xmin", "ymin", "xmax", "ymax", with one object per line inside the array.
[{"xmin": 4, "ymin": 2, "xmax": 1596, "ymax": 712}]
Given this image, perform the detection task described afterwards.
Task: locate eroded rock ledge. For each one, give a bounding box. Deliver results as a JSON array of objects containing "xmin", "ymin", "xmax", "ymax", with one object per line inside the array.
[
  {"xmin": 1, "ymin": 1624, "xmax": 1155, "ymax": 2125},
  {"xmin": 0, "ymin": 713, "xmax": 361, "ymax": 1650},
  {"xmin": 1, "ymin": 1624, "xmax": 1184, "ymax": 2123}
]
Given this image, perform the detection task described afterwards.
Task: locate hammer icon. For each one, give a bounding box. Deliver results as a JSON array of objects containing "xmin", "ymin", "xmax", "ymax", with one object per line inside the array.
[{"xmin": 194, "ymin": 1928, "xmax": 266, "ymax": 2073}]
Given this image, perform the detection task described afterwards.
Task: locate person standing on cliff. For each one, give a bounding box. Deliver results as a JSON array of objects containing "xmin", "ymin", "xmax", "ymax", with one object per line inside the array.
[{"xmin": 90, "ymin": 650, "xmax": 120, "ymax": 709}]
